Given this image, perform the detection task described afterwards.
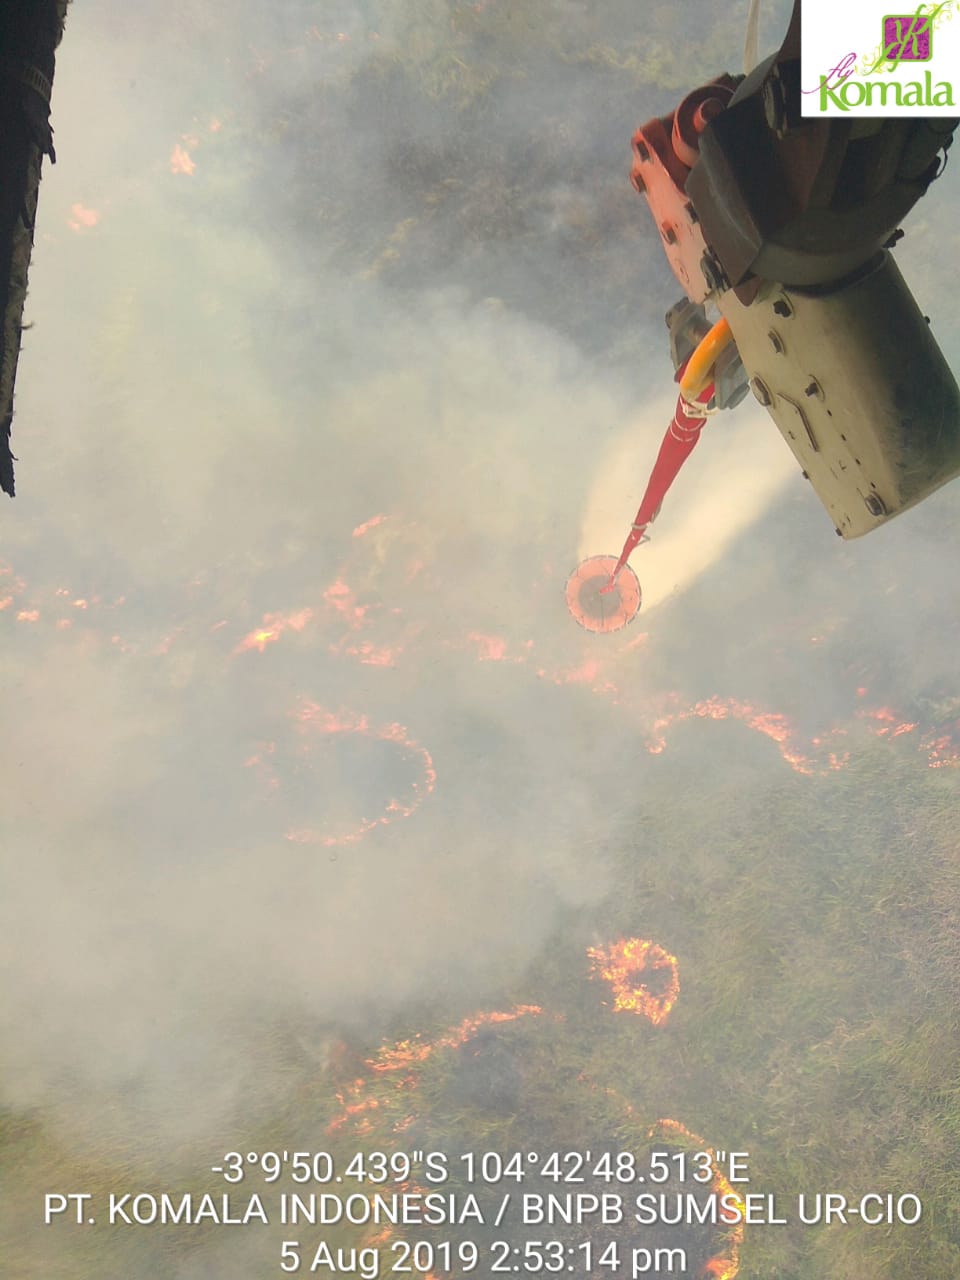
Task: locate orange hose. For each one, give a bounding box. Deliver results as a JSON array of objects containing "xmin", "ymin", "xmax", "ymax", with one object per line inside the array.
[{"xmin": 678, "ymin": 316, "xmax": 734, "ymax": 401}]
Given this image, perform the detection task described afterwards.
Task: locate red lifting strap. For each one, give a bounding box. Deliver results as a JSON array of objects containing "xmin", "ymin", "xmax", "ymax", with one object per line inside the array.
[{"xmin": 606, "ymin": 381, "xmax": 715, "ymax": 587}]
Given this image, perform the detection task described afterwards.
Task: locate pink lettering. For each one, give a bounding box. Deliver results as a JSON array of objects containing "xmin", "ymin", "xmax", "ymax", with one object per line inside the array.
[{"xmin": 802, "ymin": 50, "xmax": 857, "ymax": 93}]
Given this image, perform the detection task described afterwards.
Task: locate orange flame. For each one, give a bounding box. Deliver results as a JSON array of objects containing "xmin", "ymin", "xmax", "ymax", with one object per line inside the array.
[
  {"xmin": 323, "ymin": 578, "xmax": 368, "ymax": 628},
  {"xmin": 353, "ymin": 513, "xmax": 388, "ymax": 538},
  {"xmin": 856, "ymin": 706, "xmax": 918, "ymax": 738},
  {"xmin": 368, "ymin": 1006, "xmax": 544, "ymax": 1075},
  {"xmin": 6, "ymin": 512, "xmax": 960, "ymax": 859},
  {"xmin": 321, "ymin": 944, "xmax": 736, "ymax": 1280},
  {"xmin": 648, "ymin": 696, "xmax": 822, "ymax": 775},
  {"xmin": 588, "ymin": 938, "xmax": 679, "ymax": 1025},
  {"xmin": 234, "ymin": 607, "xmax": 314, "ymax": 654},
  {"xmin": 341, "ymin": 639, "xmax": 401, "ymax": 667},
  {"xmin": 327, "ymin": 1004, "xmax": 545, "ymax": 1137},
  {"xmin": 1, "ymin": 568, "xmax": 131, "ymax": 645},
  {"xmin": 67, "ymin": 203, "xmax": 100, "ymax": 232},
  {"xmin": 647, "ymin": 1120, "xmax": 743, "ymax": 1280},
  {"xmin": 466, "ymin": 632, "xmax": 515, "ymax": 663},
  {"xmin": 169, "ymin": 143, "xmax": 196, "ymax": 175},
  {"xmin": 248, "ymin": 701, "xmax": 437, "ymax": 848}
]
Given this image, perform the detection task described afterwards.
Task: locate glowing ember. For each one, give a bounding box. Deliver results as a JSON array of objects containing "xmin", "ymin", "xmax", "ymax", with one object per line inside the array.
[
  {"xmin": 566, "ymin": 556, "xmax": 641, "ymax": 633},
  {"xmin": 588, "ymin": 938, "xmax": 679, "ymax": 1025},
  {"xmin": 249, "ymin": 700, "xmax": 437, "ymax": 848}
]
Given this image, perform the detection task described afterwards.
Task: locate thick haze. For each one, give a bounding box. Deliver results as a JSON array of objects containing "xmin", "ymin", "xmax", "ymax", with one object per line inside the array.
[{"xmin": 3, "ymin": 0, "xmax": 960, "ymax": 1274}]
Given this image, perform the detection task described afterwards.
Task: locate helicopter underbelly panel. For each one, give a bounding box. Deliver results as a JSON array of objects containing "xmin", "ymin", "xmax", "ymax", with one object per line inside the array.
[{"xmin": 718, "ymin": 250, "xmax": 960, "ymax": 537}]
